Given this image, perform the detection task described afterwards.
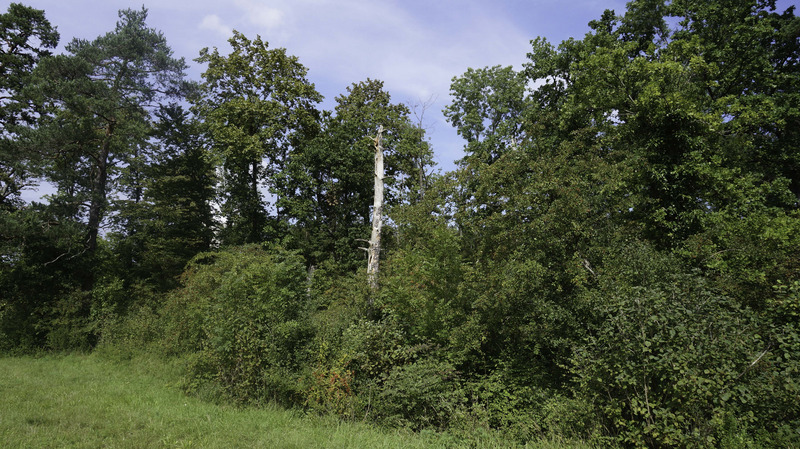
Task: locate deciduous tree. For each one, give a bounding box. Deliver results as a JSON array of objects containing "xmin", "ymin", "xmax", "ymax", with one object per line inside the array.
[
  {"xmin": 192, "ymin": 32, "xmax": 322, "ymax": 246},
  {"xmin": 277, "ymin": 79, "xmax": 432, "ymax": 271}
]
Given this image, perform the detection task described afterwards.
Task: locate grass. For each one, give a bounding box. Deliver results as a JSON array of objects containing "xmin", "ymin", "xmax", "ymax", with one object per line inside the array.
[{"xmin": 0, "ymin": 353, "xmax": 590, "ymax": 448}]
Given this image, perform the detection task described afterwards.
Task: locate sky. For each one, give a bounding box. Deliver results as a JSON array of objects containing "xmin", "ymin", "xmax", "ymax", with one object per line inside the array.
[{"xmin": 11, "ymin": 0, "xmax": 800, "ymax": 177}]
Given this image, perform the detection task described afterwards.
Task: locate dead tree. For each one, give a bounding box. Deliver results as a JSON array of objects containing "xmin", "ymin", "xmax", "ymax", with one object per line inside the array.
[{"xmin": 367, "ymin": 125, "xmax": 385, "ymax": 297}]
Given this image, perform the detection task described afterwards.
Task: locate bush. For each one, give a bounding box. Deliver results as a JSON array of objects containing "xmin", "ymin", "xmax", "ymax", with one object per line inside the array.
[
  {"xmin": 375, "ymin": 356, "xmax": 465, "ymax": 430},
  {"xmin": 461, "ymin": 371, "xmax": 543, "ymax": 442},
  {"xmin": 304, "ymin": 342, "xmax": 358, "ymax": 418},
  {"xmin": 307, "ymin": 316, "xmax": 460, "ymax": 427},
  {"xmin": 42, "ymin": 289, "xmax": 95, "ymax": 352},
  {"xmin": 159, "ymin": 245, "xmax": 312, "ymax": 406},
  {"xmin": 301, "ymin": 265, "xmax": 370, "ymax": 417},
  {"xmin": 339, "ymin": 317, "xmax": 419, "ymax": 386},
  {"xmin": 572, "ymin": 243, "xmax": 769, "ymax": 447}
]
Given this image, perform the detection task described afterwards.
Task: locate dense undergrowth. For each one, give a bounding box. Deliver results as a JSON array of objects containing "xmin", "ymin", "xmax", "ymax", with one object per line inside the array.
[{"xmin": 85, "ymin": 241, "xmax": 799, "ymax": 448}]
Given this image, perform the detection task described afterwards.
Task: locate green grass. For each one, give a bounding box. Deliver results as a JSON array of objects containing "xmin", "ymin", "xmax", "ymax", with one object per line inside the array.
[{"xmin": 0, "ymin": 353, "xmax": 590, "ymax": 448}]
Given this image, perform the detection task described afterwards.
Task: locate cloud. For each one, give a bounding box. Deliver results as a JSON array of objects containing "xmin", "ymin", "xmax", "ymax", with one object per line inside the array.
[
  {"xmin": 199, "ymin": 14, "xmax": 232, "ymax": 38},
  {"xmin": 16, "ymin": 0, "xmax": 644, "ymax": 171},
  {"xmin": 234, "ymin": 0, "xmax": 285, "ymax": 30},
  {"xmin": 193, "ymin": 0, "xmax": 531, "ymax": 101},
  {"xmin": 240, "ymin": 0, "xmax": 530, "ymax": 97}
]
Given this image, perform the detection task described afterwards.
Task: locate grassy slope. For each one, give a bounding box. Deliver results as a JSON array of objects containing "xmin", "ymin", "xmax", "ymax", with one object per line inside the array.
[{"xmin": 0, "ymin": 354, "xmax": 588, "ymax": 449}]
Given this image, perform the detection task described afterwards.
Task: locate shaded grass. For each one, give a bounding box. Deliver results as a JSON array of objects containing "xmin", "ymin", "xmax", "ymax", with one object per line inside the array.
[{"xmin": 0, "ymin": 354, "xmax": 590, "ymax": 448}]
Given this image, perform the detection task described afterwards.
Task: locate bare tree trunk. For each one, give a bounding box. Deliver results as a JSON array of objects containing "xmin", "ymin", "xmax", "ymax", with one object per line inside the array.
[{"xmin": 367, "ymin": 125, "xmax": 385, "ymax": 296}]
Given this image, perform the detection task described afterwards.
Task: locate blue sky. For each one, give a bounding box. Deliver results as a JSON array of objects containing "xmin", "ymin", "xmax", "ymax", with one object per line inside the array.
[{"xmin": 13, "ymin": 0, "xmax": 800, "ymax": 178}]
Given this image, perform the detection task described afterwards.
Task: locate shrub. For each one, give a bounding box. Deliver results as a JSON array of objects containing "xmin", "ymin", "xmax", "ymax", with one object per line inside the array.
[
  {"xmin": 42, "ymin": 289, "xmax": 95, "ymax": 351},
  {"xmin": 572, "ymin": 243, "xmax": 768, "ymax": 447},
  {"xmin": 339, "ymin": 317, "xmax": 418, "ymax": 386},
  {"xmin": 375, "ymin": 356, "xmax": 466, "ymax": 430},
  {"xmin": 311, "ymin": 316, "xmax": 455, "ymax": 426},
  {"xmin": 461, "ymin": 371, "xmax": 544, "ymax": 442},
  {"xmin": 160, "ymin": 245, "xmax": 312, "ymax": 405},
  {"xmin": 95, "ymin": 302, "xmax": 163, "ymax": 360},
  {"xmin": 304, "ymin": 343, "xmax": 358, "ymax": 418}
]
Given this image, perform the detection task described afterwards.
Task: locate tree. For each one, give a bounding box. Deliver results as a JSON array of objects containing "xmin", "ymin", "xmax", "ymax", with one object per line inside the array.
[
  {"xmin": 443, "ymin": 65, "xmax": 540, "ymax": 257},
  {"xmin": 438, "ymin": 0, "xmax": 800, "ymax": 440},
  {"xmin": 434, "ymin": 1, "xmax": 800, "ymax": 442},
  {"xmin": 551, "ymin": 0, "xmax": 800, "ymax": 306},
  {"xmin": 0, "ymin": 2, "xmax": 58, "ymax": 209},
  {"xmin": 192, "ymin": 31, "xmax": 322, "ymax": 246},
  {"xmin": 367, "ymin": 125, "xmax": 385, "ymax": 293},
  {"xmin": 444, "ymin": 65, "xmax": 529, "ymax": 167},
  {"xmin": 110, "ymin": 104, "xmax": 216, "ymax": 291},
  {"xmin": 0, "ymin": 201, "xmax": 89, "ymax": 350},
  {"xmin": 27, "ymin": 7, "xmax": 188, "ymax": 265}
]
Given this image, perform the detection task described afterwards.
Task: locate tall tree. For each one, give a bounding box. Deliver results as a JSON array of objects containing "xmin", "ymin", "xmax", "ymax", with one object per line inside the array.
[
  {"xmin": 0, "ymin": 4, "xmax": 79, "ymax": 350},
  {"xmin": 111, "ymin": 104, "xmax": 216, "ymax": 291},
  {"xmin": 27, "ymin": 7, "xmax": 188, "ymax": 266},
  {"xmin": 192, "ymin": 31, "xmax": 322, "ymax": 246},
  {"xmin": 438, "ymin": 0, "xmax": 800, "ymax": 444},
  {"xmin": 444, "ymin": 65, "xmax": 529, "ymax": 167}
]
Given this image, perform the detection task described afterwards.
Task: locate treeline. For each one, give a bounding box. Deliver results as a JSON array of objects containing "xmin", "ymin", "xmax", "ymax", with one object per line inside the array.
[{"xmin": 1, "ymin": 1, "xmax": 799, "ymax": 447}]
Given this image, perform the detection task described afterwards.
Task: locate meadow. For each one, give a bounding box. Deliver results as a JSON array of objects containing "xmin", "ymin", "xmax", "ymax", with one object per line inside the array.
[{"xmin": 0, "ymin": 354, "xmax": 588, "ymax": 449}]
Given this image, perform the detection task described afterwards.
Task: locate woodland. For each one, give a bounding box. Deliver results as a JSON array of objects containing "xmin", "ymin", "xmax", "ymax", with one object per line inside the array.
[{"xmin": 1, "ymin": 0, "xmax": 799, "ymax": 447}]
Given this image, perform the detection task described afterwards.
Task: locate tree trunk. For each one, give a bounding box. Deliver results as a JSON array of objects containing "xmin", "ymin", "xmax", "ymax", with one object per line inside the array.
[
  {"xmin": 82, "ymin": 120, "xmax": 113, "ymax": 290},
  {"xmin": 86, "ymin": 120, "xmax": 114, "ymax": 255},
  {"xmin": 367, "ymin": 125, "xmax": 385, "ymax": 296}
]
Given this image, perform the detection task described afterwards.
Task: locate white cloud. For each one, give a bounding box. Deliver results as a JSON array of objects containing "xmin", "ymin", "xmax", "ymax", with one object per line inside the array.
[
  {"xmin": 243, "ymin": 0, "xmax": 529, "ymax": 96},
  {"xmin": 234, "ymin": 0, "xmax": 285, "ymax": 30},
  {"xmin": 199, "ymin": 14, "xmax": 233, "ymax": 38}
]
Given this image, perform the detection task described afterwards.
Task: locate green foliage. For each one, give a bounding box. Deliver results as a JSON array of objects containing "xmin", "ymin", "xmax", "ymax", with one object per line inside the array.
[
  {"xmin": 161, "ymin": 245, "xmax": 311, "ymax": 405},
  {"xmin": 337, "ymin": 317, "xmax": 418, "ymax": 386},
  {"xmin": 110, "ymin": 104, "xmax": 216, "ymax": 292},
  {"xmin": 0, "ymin": 3, "xmax": 58, "ymax": 209},
  {"xmin": 0, "ymin": 204, "xmax": 87, "ymax": 351},
  {"xmin": 278, "ymin": 78, "xmax": 433, "ymax": 271},
  {"xmin": 3, "ymin": 1, "xmax": 800, "ymax": 446},
  {"xmin": 435, "ymin": 1, "xmax": 800, "ymax": 445},
  {"xmin": 311, "ymin": 316, "xmax": 471, "ymax": 431},
  {"xmin": 302, "ymin": 267, "xmax": 371, "ymax": 417},
  {"xmin": 193, "ymin": 31, "xmax": 322, "ymax": 245},
  {"xmin": 444, "ymin": 65, "xmax": 529, "ymax": 165},
  {"xmin": 681, "ymin": 209, "xmax": 800, "ymax": 311},
  {"xmin": 94, "ymin": 301, "xmax": 163, "ymax": 361},
  {"xmin": 23, "ymin": 6, "xmax": 188, "ymax": 267},
  {"xmin": 0, "ymin": 3, "xmax": 59, "ymax": 118},
  {"xmin": 571, "ymin": 243, "xmax": 775, "ymax": 447},
  {"xmin": 378, "ymin": 228, "xmax": 464, "ymax": 345},
  {"xmin": 305, "ymin": 343, "xmax": 358, "ymax": 418},
  {"xmin": 375, "ymin": 357, "xmax": 465, "ymax": 430}
]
